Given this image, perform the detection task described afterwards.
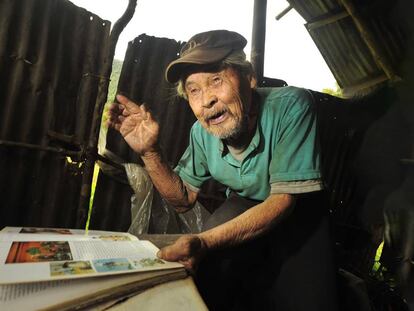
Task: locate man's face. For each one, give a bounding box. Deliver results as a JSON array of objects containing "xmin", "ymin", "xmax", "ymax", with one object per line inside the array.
[{"xmin": 184, "ymin": 66, "xmax": 253, "ymax": 139}]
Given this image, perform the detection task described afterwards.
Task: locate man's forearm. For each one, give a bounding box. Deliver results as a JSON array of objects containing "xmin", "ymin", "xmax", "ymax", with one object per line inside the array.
[
  {"xmin": 141, "ymin": 150, "xmax": 197, "ymax": 212},
  {"xmin": 199, "ymin": 193, "xmax": 295, "ymax": 250}
]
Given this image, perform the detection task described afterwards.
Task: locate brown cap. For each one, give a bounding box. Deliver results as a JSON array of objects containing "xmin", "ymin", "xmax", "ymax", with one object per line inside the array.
[{"xmin": 165, "ymin": 30, "xmax": 247, "ymax": 83}]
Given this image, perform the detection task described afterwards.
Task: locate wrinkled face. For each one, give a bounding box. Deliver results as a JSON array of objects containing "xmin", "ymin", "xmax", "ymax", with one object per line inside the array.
[{"xmin": 184, "ymin": 66, "xmax": 254, "ymax": 139}]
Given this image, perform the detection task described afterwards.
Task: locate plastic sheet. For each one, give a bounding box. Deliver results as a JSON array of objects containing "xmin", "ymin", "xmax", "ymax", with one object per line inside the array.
[
  {"xmin": 98, "ymin": 148, "xmax": 208, "ymax": 234},
  {"xmin": 141, "ymin": 188, "xmax": 208, "ymax": 234},
  {"xmin": 177, "ymin": 202, "xmax": 206, "ymax": 234},
  {"xmin": 124, "ymin": 163, "xmax": 154, "ymax": 235}
]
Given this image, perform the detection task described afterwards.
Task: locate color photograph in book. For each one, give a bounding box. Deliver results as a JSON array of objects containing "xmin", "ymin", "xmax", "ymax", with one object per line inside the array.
[
  {"xmin": 134, "ymin": 258, "xmax": 166, "ymax": 268},
  {"xmin": 5, "ymin": 241, "xmax": 72, "ymax": 263},
  {"xmin": 19, "ymin": 228, "xmax": 73, "ymax": 235},
  {"xmin": 93, "ymin": 258, "xmax": 135, "ymax": 273},
  {"xmin": 98, "ymin": 235, "xmax": 133, "ymax": 241},
  {"xmin": 50, "ymin": 260, "xmax": 95, "ymax": 276}
]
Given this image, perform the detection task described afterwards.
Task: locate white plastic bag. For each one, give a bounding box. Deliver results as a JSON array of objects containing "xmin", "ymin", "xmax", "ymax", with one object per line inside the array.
[{"xmin": 124, "ymin": 163, "xmax": 153, "ymax": 235}]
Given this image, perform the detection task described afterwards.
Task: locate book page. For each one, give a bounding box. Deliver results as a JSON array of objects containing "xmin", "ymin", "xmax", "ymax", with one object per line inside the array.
[{"xmin": 0, "ymin": 228, "xmax": 182, "ymax": 284}]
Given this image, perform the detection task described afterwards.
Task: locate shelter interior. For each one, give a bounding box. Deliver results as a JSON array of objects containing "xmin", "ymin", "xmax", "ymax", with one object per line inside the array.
[{"xmin": 0, "ymin": 0, "xmax": 413, "ymax": 310}]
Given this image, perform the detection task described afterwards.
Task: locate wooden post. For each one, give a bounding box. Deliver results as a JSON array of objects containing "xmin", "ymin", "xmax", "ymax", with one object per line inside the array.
[
  {"xmin": 251, "ymin": 0, "xmax": 267, "ymax": 82},
  {"xmin": 76, "ymin": 0, "xmax": 137, "ymax": 228}
]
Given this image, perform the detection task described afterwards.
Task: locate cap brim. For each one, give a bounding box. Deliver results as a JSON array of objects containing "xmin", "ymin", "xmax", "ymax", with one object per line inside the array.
[{"xmin": 165, "ymin": 47, "xmax": 232, "ymax": 83}]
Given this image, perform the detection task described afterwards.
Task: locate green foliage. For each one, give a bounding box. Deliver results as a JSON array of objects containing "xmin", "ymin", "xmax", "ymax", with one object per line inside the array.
[
  {"xmin": 107, "ymin": 59, "xmax": 123, "ymax": 104},
  {"xmin": 102, "ymin": 59, "xmax": 123, "ymax": 128},
  {"xmin": 321, "ymin": 82, "xmax": 344, "ymax": 98},
  {"xmin": 98, "ymin": 58, "xmax": 123, "ymax": 150},
  {"xmin": 86, "ymin": 59, "xmax": 123, "ymax": 232}
]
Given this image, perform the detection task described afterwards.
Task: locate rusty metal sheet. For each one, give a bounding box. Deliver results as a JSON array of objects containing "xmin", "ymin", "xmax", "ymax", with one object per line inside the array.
[
  {"xmin": 288, "ymin": 0, "xmax": 407, "ymax": 94},
  {"xmin": 0, "ymin": 0, "xmax": 110, "ymax": 228}
]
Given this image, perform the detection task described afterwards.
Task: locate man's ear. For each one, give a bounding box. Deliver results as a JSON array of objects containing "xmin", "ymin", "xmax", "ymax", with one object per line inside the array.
[{"xmin": 249, "ymin": 75, "xmax": 257, "ymax": 89}]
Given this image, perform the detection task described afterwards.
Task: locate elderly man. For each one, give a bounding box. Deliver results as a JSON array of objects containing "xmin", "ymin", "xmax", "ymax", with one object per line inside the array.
[{"xmin": 108, "ymin": 30, "xmax": 338, "ymax": 310}]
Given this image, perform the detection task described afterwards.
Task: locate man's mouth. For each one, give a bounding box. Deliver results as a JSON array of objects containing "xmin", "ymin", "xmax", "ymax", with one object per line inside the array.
[{"xmin": 207, "ymin": 111, "xmax": 228, "ymax": 125}]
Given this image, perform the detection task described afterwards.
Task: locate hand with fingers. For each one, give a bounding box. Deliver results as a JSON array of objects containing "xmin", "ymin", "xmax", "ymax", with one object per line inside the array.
[
  {"xmin": 107, "ymin": 94, "xmax": 160, "ymax": 156},
  {"xmin": 157, "ymin": 235, "xmax": 207, "ymax": 275}
]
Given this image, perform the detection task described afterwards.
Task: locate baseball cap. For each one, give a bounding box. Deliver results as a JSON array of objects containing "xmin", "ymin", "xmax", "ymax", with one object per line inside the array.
[{"xmin": 165, "ymin": 30, "xmax": 247, "ymax": 83}]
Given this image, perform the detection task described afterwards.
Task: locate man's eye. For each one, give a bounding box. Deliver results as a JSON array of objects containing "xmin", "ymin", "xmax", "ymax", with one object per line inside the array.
[
  {"xmin": 212, "ymin": 76, "xmax": 222, "ymax": 85},
  {"xmin": 189, "ymin": 88, "xmax": 200, "ymax": 96}
]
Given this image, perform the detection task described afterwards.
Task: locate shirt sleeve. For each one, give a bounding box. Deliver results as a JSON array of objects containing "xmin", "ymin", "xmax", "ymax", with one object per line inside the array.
[
  {"xmin": 174, "ymin": 124, "xmax": 211, "ymax": 189},
  {"xmin": 269, "ymin": 89, "xmax": 322, "ymax": 185},
  {"xmin": 270, "ymin": 179, "xmax": 323, "ymax": 194}
]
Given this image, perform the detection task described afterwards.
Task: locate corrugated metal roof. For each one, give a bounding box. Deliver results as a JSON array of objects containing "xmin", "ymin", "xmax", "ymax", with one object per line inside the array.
[
  {"xmin": 287, "ymin": 0, "xmax": 407, "ymax": 95},
  {"xmin": 0, "ymin": 0, "xmax": 110, "ymax": 228}
]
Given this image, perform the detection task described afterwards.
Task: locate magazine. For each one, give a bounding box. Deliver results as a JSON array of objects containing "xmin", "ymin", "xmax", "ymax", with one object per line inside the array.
[{"xmin": 0, "ymin": 227, "xmax": 187, "ymax": 310}]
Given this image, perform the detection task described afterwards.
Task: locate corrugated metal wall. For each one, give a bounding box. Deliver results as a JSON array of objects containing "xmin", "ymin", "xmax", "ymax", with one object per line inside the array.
[
  {"xmin": 90, "ymin": 34, "xmax": 197, "ymax": 232},
  {"xmin": 0, "ymin": 0, "xmax": 110, "ymax": 228}
]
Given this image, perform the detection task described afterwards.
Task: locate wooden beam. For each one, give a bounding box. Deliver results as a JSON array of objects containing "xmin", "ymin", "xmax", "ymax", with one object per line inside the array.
[
  {"xmin": 275, "ymin": 4, "xmax": 293, "ymax": 21},
  {"xmin": 341, "ymin": 74, "xmax": 388, "ymax": 97},
  {"xmin": 0, "ymin": 139, "xmax": 81, "ymax": 157},
  {"xmin": 340, "ymin": 0, "xmax": 396, "ymax": 81},
  {"xmin": 306, "ymin": 10, "xmax": 349, "ymax": 31}
]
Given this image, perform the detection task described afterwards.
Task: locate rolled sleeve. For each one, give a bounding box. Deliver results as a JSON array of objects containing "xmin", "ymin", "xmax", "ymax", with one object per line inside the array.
[{"xmin": 271, "ymin": 179, "xmax": 323, "ymax": 194}]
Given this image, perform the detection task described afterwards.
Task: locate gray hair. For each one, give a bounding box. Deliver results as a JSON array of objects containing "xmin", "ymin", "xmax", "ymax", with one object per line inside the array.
[{"xmin": 176, "ymin": 50, "xmax": 255, "ymax": 100}]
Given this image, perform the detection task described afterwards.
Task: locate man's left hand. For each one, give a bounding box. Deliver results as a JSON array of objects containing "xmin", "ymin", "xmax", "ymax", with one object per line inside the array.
[{"xmin": 157, "ymin": 235, "xmax": 207, "ymax": 274}]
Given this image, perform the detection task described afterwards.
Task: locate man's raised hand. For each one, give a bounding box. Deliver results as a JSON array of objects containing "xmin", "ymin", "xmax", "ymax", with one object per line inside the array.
[{"xmin": 107, "ymin": 94, "xmax": 160, "ymax": 156}]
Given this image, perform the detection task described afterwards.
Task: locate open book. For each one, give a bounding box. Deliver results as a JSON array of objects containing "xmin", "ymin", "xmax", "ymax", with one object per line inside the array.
[{"xmin": 0, "ymin": 227, "xmax": 187, "ymax": 310}]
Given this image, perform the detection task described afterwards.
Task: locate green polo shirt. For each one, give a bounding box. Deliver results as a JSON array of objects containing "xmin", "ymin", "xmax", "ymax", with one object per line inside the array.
[{"xmin": 174, "ymin": 86, "xmax": 322, "ymax": 201}]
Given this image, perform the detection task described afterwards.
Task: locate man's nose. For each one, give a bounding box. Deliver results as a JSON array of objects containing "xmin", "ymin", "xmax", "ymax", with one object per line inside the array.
[{"xmin": 202, "ymin": 92, "xmax": 218, "ymax": 108}]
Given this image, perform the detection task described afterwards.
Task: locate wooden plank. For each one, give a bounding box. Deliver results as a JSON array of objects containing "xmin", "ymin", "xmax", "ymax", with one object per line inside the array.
[
  {"xmin": 275, "ymin": 4, "xmax": 293, "ymax": 21},
  {"xmin": 306, "ymin": 10, "xmax": 349, "ymax": 31},
  {"xmin": 341, "ymin": 74, "xmax": 388, "ymax": 97}
]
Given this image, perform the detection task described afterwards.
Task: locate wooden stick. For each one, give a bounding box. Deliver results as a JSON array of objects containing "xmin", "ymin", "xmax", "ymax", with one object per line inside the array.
[{"xmin": 340, "ymin": 0, "xmax": 396, "ymax": 80}]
